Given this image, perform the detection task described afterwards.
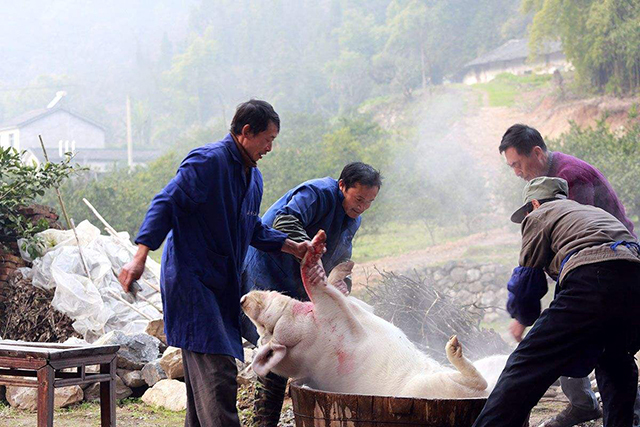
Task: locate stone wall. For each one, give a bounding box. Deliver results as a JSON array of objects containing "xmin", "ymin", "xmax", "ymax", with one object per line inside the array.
[{"xmin": 412, "ymin": 260, "xmax": 514, "ymax": 324}]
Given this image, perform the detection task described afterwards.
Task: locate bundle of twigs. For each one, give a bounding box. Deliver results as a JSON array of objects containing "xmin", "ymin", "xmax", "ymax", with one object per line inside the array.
[
  {"xmin": 0, "ymin": 272, "xmax": 80, "ymax": 342},
  {"xmin": 364, "ymin": 269, "xmax": 510, "ymax": 363}
]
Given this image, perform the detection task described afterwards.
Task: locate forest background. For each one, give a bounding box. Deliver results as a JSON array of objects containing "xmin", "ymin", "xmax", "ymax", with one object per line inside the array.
[{"xmin": 2, "ymin": 0, "xmax": 639, "ymax": 262}]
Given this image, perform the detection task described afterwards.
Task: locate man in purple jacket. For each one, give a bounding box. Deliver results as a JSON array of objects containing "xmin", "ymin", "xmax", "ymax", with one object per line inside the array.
[{"xmin": 499, "ymin": 123, "xmax": 638, "ymax": 427}]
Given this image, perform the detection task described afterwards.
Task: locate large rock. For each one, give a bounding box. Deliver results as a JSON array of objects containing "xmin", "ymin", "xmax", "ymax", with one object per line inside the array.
[
  {"xmin": 117, "ymin": 369, "xmax": 147, "ymax": 388},
  {"xmin": 145, "ymin": 319, "xmax": 167, "ymax": 345},
  {"xmin": 141, "ymin": 359, "xmax": 167, "ymax": 387},
  {"xmin": 94, "ymin": 330, "xmax": 161, "ymax": 370},
  {"xmin": 141, "ymin": 379, "xmax": 187, "ymax": 411},
  {"xmin": 468, "ymin": 281, "xmax": 484, "ymax": 293},
  {"xmin": 159, "ymin": 346, "xmax": 183, "ymax": 379},
  {"xmin": 466, "ymin": 269, "xmax": 481, "ymax": 282},
  {"xmin": 84, "ymin": 376, "xmax": 132, "ymax": 401},
  {"xmin": 6, "ymin": 385, "xmax": 83, "ymax": 411},
  {"xmin": 450, "ymin": 267, "xmax": 467, "ymax": 283}
]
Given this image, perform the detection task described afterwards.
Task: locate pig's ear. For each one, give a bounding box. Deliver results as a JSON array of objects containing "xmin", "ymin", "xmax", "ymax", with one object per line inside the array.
[{"xmin": 252, "ymin": 342, "xmax": 287, "ymax": 377}]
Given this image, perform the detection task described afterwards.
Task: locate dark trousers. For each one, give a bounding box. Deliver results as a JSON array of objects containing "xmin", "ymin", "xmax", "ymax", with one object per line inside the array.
[
  {"xmin": 182, "ymin": 349, "xmax": 240, "ymax": 427},
  {"xmin": 473, "ymin": 261, "xmax": 640, "ymax": 427},
  {"xmin": 560, "ymin": 376, "xmax": 599, "ymax": 410}
]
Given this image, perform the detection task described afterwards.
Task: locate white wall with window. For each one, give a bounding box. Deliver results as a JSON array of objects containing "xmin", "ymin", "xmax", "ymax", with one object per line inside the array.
[{"xmin": 0, "ymin": 129, "xmax": 20, "ymax": 150}]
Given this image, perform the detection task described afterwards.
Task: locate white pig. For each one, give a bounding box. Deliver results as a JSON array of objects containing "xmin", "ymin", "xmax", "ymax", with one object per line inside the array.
[{"xmin": 241, "ymin": 230, "xmax": 508, "ymax": 398}]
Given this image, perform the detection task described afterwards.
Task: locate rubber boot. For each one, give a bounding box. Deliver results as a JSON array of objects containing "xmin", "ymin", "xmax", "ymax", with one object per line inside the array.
[{"xmin": 253, "ymin": 372, "xmax": 288, "ymax": 427}]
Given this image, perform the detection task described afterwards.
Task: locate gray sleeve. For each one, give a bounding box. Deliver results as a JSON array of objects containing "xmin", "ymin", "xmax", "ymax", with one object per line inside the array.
[{"xmin": 272, "ymin": 214, "xmax": 311, "ymax": 243}]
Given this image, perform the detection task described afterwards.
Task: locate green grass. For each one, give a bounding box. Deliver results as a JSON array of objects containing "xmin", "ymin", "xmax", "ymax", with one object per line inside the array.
[
  {"xmin": 462, "ymin": 243, "xmax": 520, "ymax": 265},
  {"xmin": 474, "ymin": 73, "xmax": 552, "ymax": 107},
  {"xmin": 0, "ymin": 398, "xmax": 186, "ymax": 426},
  {"xmin": 352, "ymin": 221, "xmax": 471, "ymax": 263}
]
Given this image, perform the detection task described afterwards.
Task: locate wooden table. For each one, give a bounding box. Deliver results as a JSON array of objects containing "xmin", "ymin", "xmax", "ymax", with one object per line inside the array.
[{"xmin": 0, "ymin": 340, "xmax": 120, "ymax": 427}]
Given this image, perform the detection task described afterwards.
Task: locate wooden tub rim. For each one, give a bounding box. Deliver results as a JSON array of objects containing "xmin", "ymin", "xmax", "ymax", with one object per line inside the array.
[{"xmin": 289, "ymin": 379, "xmax": 489, "ymax": 402}]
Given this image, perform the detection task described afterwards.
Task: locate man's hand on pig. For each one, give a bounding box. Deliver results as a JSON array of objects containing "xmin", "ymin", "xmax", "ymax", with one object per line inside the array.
[{"xmin": 282, "ymin": 238, "xmax": 315, "ymax": 260}]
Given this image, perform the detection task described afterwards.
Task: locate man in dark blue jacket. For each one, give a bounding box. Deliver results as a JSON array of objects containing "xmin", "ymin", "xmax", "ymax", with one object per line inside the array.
[
  {"xmin": 242, "ymin": 162, "xmax": 381, "ymax": 426},
  {"xmin": 118, "ymin": 100, "xmax": 310, "ymax": 427}
]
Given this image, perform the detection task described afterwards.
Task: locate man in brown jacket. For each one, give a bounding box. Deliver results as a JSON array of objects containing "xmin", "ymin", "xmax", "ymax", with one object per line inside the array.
[{"xmin": 472, "ymin": 177, "xmax": 640, "ymax": 427}]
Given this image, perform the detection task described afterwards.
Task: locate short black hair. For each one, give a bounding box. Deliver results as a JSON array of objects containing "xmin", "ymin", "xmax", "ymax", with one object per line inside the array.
[
  {"xmin": 499, "ymin": 124, "xmax": 547, "ymax": 155},
  {"xmin": 339, "ymin": 162, "xmax": 382, "ymax": 190},
  {"xmin": 230, "ymin": 99, "xmax": 280, "ymax": 136},
  {"xmin": 524, "ymin": 197, "xmax": 561, "ymax": 215}
]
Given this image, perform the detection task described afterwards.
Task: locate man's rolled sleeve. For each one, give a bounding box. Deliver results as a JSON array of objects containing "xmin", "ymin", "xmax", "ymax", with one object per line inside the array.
[
  {"xmin": 250, "ymin": 218, "xmax": 287, "ymax": 252},
  {"xmin": 506, "ymin": 215, "xmax": 552, "ymax": 326},
  {"xmin": 506, "ymin": 266, "xmax": 548, "ymax": 326}
]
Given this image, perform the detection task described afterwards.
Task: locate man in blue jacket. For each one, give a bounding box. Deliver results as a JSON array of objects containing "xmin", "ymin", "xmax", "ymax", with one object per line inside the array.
[
  {"xmin": 118, "ymin": 100, "xmax": 310, "ymax": 427},
  {"xmin": 241, "ymin": 162, "xmax": 381, "ymax": 426}
]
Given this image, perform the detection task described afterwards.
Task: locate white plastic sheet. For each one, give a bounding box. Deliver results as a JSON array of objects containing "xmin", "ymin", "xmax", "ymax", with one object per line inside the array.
[{"xmin": 21, "ymin": 220, "xmax": 162, "ymax": 342}]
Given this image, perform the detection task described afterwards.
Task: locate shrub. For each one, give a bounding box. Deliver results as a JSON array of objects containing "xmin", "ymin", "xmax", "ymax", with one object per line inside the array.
[{"xmin": 549, "ymin": 120, "xmax": 640, "ymax": 221}]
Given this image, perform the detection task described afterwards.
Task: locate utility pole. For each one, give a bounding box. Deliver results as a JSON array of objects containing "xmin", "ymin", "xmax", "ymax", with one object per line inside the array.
[{"xmin": 126, "ymin": 95, "xmax": 133, "ymax": 170}]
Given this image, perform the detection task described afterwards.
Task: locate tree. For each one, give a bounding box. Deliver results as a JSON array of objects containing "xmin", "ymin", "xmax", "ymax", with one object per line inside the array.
[
  {"xmin": 524, "ymin": 0, "xmax": 640, "ymax": 94},
  {"xmin": 163, "ymin": 27, "xmax": 223, "ymax": 127},
  {"xmin": 376, "ymin": 0, "xmax": 430, "ymax": 96},
  {"xmin": 0, "ymin": 147, "xmax": 81, "ymax": 249},
  {"xmin": 549, "ymin": 119, "xmax": 640, "ymax": 219},
  {"xmin": 326, "ymin": 8, "xmax": 385, "ymax": 109}
]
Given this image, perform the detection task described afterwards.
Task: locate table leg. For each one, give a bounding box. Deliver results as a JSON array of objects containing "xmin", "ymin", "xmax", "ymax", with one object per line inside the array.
[
  {"xmin": 37, "ymin": 365, "xmax": 54, "ymax": 427},
  {"xmin": 100, "ymin": 356, "xmax": 116, "ymax": 426}
]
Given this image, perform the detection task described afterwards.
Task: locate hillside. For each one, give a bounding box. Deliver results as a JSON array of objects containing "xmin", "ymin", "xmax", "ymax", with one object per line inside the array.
[{"xmin": 352, "ymin": 73, "xmax": 639, "ymax": 289}]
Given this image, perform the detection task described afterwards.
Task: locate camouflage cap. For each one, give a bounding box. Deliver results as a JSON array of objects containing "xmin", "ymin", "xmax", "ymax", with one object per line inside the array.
[{"xmin": 510, "ymin": 176, "xmax": 569, "ymax": 223}]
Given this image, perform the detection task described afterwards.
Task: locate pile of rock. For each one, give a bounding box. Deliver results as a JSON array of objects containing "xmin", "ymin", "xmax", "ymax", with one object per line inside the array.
[{"xmin": 0, "ymin": 328, "xmax": 258, "ymax": 413}]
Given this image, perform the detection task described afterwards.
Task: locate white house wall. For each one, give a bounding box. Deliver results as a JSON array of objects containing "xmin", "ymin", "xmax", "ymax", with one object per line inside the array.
[
  {"xmin": 18, "ymin": 110, "xmax": 105, "ymax": 151},
  {"xmin": 463, "ymin": 54, "xmax": 572, "ymax": 85},
  {"xmin": 0, "ymin": 128, "xmax": 20, "ymax": 150}
]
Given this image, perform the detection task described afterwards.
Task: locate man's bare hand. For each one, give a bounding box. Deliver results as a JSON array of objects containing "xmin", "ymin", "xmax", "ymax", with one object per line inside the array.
[
  {"xmin": 118, "ymin": 245, "xmax": 150, "ymax": 292},
  {"xmin": 282, "ymin": 239, "xmax": 314, "ymax": 260},
  {"xmin": 509, "ymin": 319, "xmax": 527, "ymax": 342}
]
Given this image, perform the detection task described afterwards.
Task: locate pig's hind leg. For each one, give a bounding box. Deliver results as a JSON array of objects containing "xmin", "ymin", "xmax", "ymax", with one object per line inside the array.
[
  {"xmin": 401, "ymin": 336, "xmax": 488, "ymax": 398},
  {"xmin": 443, "ymin": 335, "xmax": 488, "ymax": 392}
]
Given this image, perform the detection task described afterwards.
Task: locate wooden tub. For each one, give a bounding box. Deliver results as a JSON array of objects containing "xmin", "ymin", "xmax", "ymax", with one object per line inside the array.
[{"xmin": 290, "ymin": 381, "xmax": 487, "ymax": 427}]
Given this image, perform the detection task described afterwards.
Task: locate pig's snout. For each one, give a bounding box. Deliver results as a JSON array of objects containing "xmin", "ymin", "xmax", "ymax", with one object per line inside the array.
[{"xmin": 240, "ymin": 295, "xmax": 248, "ymax": 307}]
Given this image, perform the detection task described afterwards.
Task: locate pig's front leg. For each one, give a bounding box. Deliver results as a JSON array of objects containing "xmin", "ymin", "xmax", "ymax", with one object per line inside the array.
[{"xmin": 301, "ymin": 231, "xmax": 364, "ymax": 336}]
